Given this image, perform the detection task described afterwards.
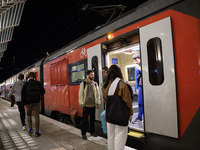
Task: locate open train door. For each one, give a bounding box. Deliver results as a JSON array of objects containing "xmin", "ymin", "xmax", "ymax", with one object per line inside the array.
[
  {"xmin": 140, "ymin": 17, "xmax": 178, "ymax": 138},
  {"xmin": 87, "ymin": 44, "xmax": 103, "ymax": 121}
]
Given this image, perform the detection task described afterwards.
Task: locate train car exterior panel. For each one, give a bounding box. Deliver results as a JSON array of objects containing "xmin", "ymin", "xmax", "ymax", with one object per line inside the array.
[
  {"xmin": 69, "ymin": 85, "xmax": 82, "ymax": 117},
  {"xmin": 43, "ymin": 54, "xmax": 69, "ymax": 112},
  {"xmin": 169, "ymin": 10, "xmax": 200, "ymax": 137}
]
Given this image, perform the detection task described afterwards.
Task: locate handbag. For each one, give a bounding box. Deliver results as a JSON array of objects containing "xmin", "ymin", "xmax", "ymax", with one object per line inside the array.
[
  {"xmin": 106, "ymin": 82, "xmax": 130, "ymax": 126},
  {"xmin": 100, "ymin": 110, "xmax": 107, "ymax": 134}
]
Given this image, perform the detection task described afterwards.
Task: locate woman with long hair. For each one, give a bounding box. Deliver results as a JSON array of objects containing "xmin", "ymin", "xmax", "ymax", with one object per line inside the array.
[{"xmin": 102, "ymin": 65, "xmax": 133, "ymax": 150}]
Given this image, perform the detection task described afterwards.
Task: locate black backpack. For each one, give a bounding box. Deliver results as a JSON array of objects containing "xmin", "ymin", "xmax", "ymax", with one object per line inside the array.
[{"xmin": 26, "ymin": 81, "xmax": 41, "ymax": 103}]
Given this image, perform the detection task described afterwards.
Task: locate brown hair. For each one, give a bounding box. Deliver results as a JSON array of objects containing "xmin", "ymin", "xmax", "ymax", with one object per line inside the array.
[
  {"xmin": 86, "ymin": 70, "xmax": 94, "ymax": 75},
  {"xmin": 28, "ymin": 72, "xmax": 35, "ymax": 78},
  {"xmin": 103, "ymin": 65, "xmax": 123, "ymax": 88}
]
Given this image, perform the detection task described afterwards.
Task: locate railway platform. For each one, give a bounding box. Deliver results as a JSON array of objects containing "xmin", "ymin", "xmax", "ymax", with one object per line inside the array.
[{"xmin": 0, "ymin": 99, "xmax": 136, "ymax": 150}]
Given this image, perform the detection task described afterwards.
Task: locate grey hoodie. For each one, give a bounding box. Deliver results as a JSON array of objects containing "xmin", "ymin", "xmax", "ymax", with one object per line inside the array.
[{"xmin": 8, "ymin": 80, "xmax": 24, "ymax": 102}]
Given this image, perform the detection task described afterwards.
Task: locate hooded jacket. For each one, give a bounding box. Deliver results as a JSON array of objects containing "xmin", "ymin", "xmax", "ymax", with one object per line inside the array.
[
  {"xmin": 8, "ymin": 80, "xmax": 24, "ymax": 102},
  {"xmin": 78, "ymin": 79, "xmax": 100, "ymax": 107}
]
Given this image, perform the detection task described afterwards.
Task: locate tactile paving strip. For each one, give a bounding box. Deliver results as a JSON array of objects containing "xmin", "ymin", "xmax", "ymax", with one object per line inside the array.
[{"xmin": 0, "ymin": 112, "xmax": 39, "ymax": 150}]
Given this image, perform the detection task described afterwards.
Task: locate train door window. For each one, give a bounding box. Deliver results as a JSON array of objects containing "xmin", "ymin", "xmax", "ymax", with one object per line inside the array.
[
  {"xmin": 69, "ymin": 59, "xmax": 87, "ymax": 85},
  {"xmin": 92, "ymin": 56, "xmax": 99, "ymax": 84},
  {"xmin": 127, "ymin": 67, "xmax": 135, "ymax": 82},
  {"xmin": 147, "ymin": 37, "xmax": 164, "ymax": 85}
]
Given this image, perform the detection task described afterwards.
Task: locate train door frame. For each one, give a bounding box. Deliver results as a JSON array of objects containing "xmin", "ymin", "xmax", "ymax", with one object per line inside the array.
[
  {"xmin": 87, "ymin": 44, "xmax": 104, "ymax": 121},
  {"xmin": 140, "ymin": 17, "xmax": 178, "ymax": 138},
  {"xmin": 102, "ymin": 31, "xmax": 145, "ymax": 133}
]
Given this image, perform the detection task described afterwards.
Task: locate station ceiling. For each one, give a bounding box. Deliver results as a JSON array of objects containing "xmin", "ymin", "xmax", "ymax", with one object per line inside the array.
[{"xmin": 0, "ymin": 0, "xmax": 25, "ymax": 62}]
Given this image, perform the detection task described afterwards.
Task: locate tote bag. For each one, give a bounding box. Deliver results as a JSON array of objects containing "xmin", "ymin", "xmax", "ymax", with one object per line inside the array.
[{"xmin": 106, "ymin": 83, "xmax": 130, "ymax": 126}]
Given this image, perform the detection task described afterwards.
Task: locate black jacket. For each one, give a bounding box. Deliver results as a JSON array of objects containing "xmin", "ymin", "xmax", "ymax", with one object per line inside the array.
[{"xmin": 21, "ymin": 79, "xmax": 45, "ymax": 105}]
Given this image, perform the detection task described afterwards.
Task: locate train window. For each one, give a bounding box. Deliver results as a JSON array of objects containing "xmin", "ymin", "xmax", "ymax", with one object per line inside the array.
[
  {"xmin": 127, "ymin": 67, "xmax": 135, "ymax": 81},
  {"xmin": 69, "ymin": 59, "xmax": 87, "ymax": 85},
  {"xmin": 92, "ymin": 56, "xmax": 99, "ymax": 84},
  {"xmin": 147, "ymin": 37, "xmax": 164, "ymax": 85},
  {"xmin": 71, "ymin": 64, "xmax": 85, "ymax": 83}
]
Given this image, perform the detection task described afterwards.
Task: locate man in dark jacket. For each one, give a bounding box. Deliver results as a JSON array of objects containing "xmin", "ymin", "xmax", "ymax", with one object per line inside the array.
[{"xmin": 21, "ymin": 72, "xmax": 45, "ymax": 137}]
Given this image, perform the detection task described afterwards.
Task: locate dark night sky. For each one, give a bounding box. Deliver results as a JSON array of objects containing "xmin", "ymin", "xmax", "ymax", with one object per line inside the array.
[{"xmin": 0, "ymin": 0, "xmax": 147, "ymax": 82}]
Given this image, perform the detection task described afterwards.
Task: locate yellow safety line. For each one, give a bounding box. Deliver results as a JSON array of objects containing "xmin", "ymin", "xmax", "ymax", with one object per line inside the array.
[{"xmin": 128, "ymin": 130, "xmax": 144, "ymax": 138}]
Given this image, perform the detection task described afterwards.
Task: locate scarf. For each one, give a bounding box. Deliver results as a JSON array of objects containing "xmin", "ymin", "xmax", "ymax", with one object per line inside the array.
[{"xmin": 108, "ymin": 77, "xmax": 121, "ymax": 96}]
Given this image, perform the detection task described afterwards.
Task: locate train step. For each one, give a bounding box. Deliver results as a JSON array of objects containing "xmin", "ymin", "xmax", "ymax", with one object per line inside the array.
[
  {"xmin": 127, "ymin": 130, "xmax": 146, "ymax": 149},
  {"xmin": 128, "ymin": 130, "xmax": 144, "ymax": 139}
]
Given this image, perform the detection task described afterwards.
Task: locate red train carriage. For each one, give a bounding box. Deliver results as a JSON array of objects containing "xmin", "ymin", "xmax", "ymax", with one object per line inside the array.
[{"xmin": 43, "ymin": 0, "xmax": 200, "ymax": 149}]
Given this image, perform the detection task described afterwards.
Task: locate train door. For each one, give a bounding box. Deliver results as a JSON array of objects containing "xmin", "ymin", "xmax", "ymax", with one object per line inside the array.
[
  {"xmin": 87, "ymin": 44, "xmax": 103, "ymax": 121},
  {"xmin": 140, "ymin": 17, "xmax": 178, "ymax": 138},
  {"xmin": 102, "ymin": 33, "xmax": 144, "ymax": 131}
]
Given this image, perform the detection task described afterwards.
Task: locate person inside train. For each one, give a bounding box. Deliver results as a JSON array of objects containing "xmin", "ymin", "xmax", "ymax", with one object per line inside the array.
[
  {"xmin": 78, "ymin": 70, "xmax": 101, "ymax": 140},
  {"xmin": 21, "ymin": 72, "xmax": 45, "ymax": 137},
  {"xmin": 102, "ymin": 65, "xmax": 133, "ymax": 150},
  {"xmin": 102, "ymin": 66, "xmax": 108, "ymax": 82},
  {"xmin": 8, "ymin": 74, "xmax": 26, "ymax": 130},
  {"xmin": 132, "ymin": 53, "xmax": 143, "ymax": 123}
]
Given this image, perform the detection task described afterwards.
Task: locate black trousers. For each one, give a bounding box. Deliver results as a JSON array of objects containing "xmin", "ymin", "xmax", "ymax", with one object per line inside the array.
[
  {"xmin": 17, "ymin": 102, "xmax": 26, "ymax": 126},
  {"xmin": 81, "ymin": 106, "xmax": 95, "ymax": 135}
]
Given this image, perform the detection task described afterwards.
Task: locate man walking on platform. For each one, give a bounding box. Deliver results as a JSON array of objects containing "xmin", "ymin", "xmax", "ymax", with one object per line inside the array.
[
  {"xmin": 21, "ymin": 72, "xmax": 45, "ymax": 137},
  {"xmin": 8, "ymin": 74, "xmax": 26, "ymax": 130},
  {"xmin": 78, "ymin": 70, "xmax": 100, "ymax": 140}
]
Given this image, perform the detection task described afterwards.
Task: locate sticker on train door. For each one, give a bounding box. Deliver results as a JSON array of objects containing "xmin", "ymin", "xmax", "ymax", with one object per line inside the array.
[{"xmin": 140, "ymin": 17, "xmax": 178, "ymax": 138}]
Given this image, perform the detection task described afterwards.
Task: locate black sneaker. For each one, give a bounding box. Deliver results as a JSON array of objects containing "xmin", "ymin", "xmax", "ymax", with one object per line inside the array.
[
  {"xmin": 90, "ymin": 133, "xmax": 97, "ymax": 137},
  {"xmin": 132, "ymin": 117, "xmax": 142, "ymax": 124},
  {"xmin": 28, "ymin": 128, "xmax": 33, "ymax": 136},
  {"xmin": 35, "ymin": 132, "xmax": 40, "ymax": 137},
  {"xmin": 82, "ymin": 134, "xmax": 87, "ymax": 140}
]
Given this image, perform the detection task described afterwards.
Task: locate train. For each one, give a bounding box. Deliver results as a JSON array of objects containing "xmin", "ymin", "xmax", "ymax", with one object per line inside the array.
[{"xmin": 0, "ymin": 0, "xmax": 200, "ymax": 149}]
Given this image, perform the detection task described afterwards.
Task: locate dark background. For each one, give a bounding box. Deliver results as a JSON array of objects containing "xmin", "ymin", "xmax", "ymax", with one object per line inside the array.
[{"xmin": 0, "ymin": 0, "xmax": 148, "ymax": 83}]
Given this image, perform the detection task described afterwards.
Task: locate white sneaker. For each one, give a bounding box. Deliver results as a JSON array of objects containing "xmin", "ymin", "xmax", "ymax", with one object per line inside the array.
[{"xmin": 22, "ymin": 126, "xmax": 26, "ymax": 130}]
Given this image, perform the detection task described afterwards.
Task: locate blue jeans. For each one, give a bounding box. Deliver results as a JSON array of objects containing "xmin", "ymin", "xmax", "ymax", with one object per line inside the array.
[{"xmin": 138, "ymin": 86, "xmax": 143, "ymax": 120}]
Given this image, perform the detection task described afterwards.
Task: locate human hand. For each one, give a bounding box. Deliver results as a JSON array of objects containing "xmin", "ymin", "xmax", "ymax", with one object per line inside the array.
[
  {"xmin": 137, "ymin": 66, "xmax": 141, "ymax": 71},
  {"xmin": 24, "ymin": 106, "xmax": 28, "ymax": 111},
  {"xmin": 96, "ymin": 105, "xmax": 99, "ymax": 109},
  {"xmin": 129, "ymin": 115, "xmax": 132, "ymax": 122},
  {"xmin": 136, "ymin": 90, "xmax": 139, "ymax": 95},
  {"xmin": 80, "ymin": 105, "xmax": 84, "ymax": 109}
]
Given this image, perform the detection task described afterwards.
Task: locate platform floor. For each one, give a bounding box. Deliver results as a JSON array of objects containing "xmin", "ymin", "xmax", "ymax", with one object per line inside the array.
[{"xmin": 0, "ymin": 99, "xmax": 136, "ymax": 150}]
